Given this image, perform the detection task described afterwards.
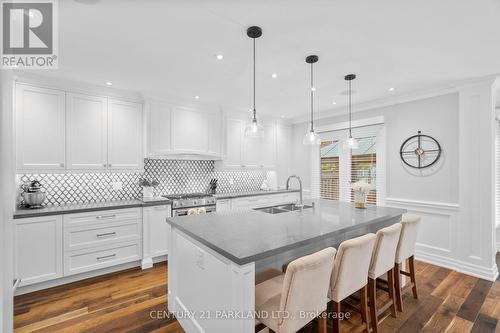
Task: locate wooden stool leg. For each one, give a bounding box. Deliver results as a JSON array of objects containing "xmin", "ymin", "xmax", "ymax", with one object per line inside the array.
[
  {"xmin": 360, "ymin": 285, "xmax": 369, "ymax": 332},
  {"xmin": 332, "ymin": 301, "xmax": 341, "ymax": 333},
  {"xmin": 394, "ymin": 263, "xmax": 403, "ymax": 312},
  {"xmin": 409, "ymin": 256, "xmax": 418, "ymax": 299},
  {"xmin": 368, "ymin": 278, "xmax": 378, "ymax": 333},
  {"xmin": 387, "ymin": 268, "xmax": 397, "ymax": 318},
  {"xmin": 318, "ymin": 312, "xmax": 327, "ymax": 333}
]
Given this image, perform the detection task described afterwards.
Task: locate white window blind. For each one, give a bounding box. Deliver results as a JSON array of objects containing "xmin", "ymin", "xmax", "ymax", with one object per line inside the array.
[{"xmin": 350, "ymin": 136, "xmax": 377, "ymax": 205}]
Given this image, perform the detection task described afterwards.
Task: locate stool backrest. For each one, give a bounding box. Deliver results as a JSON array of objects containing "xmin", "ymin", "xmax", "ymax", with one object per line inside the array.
[
  {"xmin": 369, "ymin": 223, "xmax": 402, "ymax": 279},
  {"xmin": 395, "ymin": 216, "xmax": 421, "ymax": 263},
  {"xmin": 329, "ymin": 233, "xmax": 376, "ymax": 302},
  {"xmin": 279, "ymin": 247, "xmax": 336, "ymax": 333}
]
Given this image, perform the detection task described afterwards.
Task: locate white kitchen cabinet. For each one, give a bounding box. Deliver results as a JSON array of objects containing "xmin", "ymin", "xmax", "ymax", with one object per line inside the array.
[
  {"xmin": 276, "ymin": 123, "xmax": 292, "ymax": 185},
  {"xmin": 15, "ymin": 84, "xmax": 66, "ymax": 170},
  {"xmin": 171, "ymin": 106, "xmax": 208, "ymax": 154},
  {"xmin": 107, "ymin": 99, "xmax": 143, "ymax": 169},
  {"xmin": 14, "ymin": 216, "xmax": 63, "ymax": 286},
  {"xmin": 207, "ymin": 111, "xmax": 223, "ymax": 157},
  {"xmin": 224, "ymin": 118, "xmax": 244, "ymax": 167},
  {"xmin": 148, "ymin": 101, "xmax": 173, "ymax": 156},
  {"xmin": 221, "ymin": 117, "xmax": 277, "ymax": 169},
  {"xmin": 142, "ymin": 205, "xmax": 171, "ymax": 269},
  {"xmin": 66, "ymin": 93, "xmax": 108, "ymax": 169}
]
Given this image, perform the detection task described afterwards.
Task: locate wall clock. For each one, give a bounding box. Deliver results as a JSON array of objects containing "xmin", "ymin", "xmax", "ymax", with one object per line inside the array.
[{"xmin": 399, "ymin": 131, "xmax": 442, "ymax": 169}]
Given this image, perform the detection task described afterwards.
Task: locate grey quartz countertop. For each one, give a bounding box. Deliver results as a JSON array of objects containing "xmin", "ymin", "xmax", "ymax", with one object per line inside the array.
[
  {"xmin": 167, "ymin": 199, "xmax": 406, "ymax": 265},
  {"xmin": 13, "ymin": 197, "xmax": 171, "ymax": 219},
  {"xmin": 214, "ymin": 189, "xmax": 300, "ymax": 199}
]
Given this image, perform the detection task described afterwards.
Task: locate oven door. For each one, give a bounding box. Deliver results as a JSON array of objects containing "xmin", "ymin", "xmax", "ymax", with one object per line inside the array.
[{"xmin": 172, "ymin": 205, "xmax": 216, "ymax": 217}]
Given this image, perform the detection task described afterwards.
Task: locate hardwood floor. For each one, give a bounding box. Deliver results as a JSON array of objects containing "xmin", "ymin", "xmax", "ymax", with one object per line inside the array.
[{"xmin": 14, "ymin": 254, "xmax": 500, "ymax": 333}]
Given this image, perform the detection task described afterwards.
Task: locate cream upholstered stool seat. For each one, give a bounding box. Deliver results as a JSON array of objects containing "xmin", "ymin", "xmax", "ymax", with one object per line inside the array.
[
  {"xmin": 394, "ymin": 215, "xmax": 421, "ymax": 312},
  {"xmin": 367, "ymin": 223, "xmax": 402, "ymax": 333},
  {"xmin": 328, "ymin": 233, "xmax": 376, "ymax": 333},
  {"xmin": 255, "ymin": 247, "xmax": 336, "ymax": 333}
]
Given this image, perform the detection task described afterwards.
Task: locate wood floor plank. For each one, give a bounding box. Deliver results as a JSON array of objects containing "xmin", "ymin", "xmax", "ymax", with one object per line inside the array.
[
  {"xmin": 457, "ymin": 279, "xmax": 493, "ymax": 322},
  {"xmin": 421, "ymin": 295, "xmax": 466, "ymax": 333},
  {"xmin": 470, "ymin": 313, "xmax": 497, "ymax": 333},
  {"xmin": 445, "ymin": 317, "xmax": 474, "ymax": 333},
  {"xmin": 394, "ymin": 295, "xmax": 443, "ymax": 333}
]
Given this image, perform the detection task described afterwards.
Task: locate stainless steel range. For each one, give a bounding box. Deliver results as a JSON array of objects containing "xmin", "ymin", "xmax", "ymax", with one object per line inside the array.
[{"xmin": 163, "ymin": 193, "xmax": 216, "ymax": 217}]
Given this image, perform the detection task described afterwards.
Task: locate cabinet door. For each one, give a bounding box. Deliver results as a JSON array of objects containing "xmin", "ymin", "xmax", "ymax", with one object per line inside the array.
[
  {"xmin": 148, "ymin": 101, "xmax": 172, "ymax": 156},
  {"xmin": 216, "ymin": 199, "xmax": 232, "ymax": 212},
  {"xmin": 66, "ymin": 93, "xmax": 108, "ymax": 169},
  {"xmin": 243, "ymin": 136, "xmax": 261, "ymax": 167},
  {"xmin": 261, "ymin": 122, "xmax": 277, "ymax": 168},
  {"xmin": 207, "ymin": 110, "xmax": 223, "ymax": 158},
  {"xmin": 171, "ymin": 107, "xmax": 208, "ymax": 153},
  {"xmin": 143, "ymin": 205, "xmax": 171, "ymax": 259},
  {"xmin": 16, "ymin": 84, "xmax": 66, "ymax": 170},
  {"xmin": 108, "ymin": 99, "xmax": 143, "ymax": 169},
  {"xmin": 276, "ymin": 123, "xmax": 292, "ymax": 184},
  {"xmin": 225, "ymin": 118, "xmax": 244, "ymax": 167},
  {"xmin": 15, "ymin": 216, "xmax": 63, "ymax": 286}
]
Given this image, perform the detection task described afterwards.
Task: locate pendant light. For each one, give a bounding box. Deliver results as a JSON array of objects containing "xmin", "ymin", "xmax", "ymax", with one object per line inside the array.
[
  {"xmin": 303, "ymin": 55, "xmax": 321, "ymax": 145},
  {"xmin": 343, "ymin": 74, "xmax": 359, "ymax": 149},
  {"xmin": 244, "ymin": 26, "xmax": 264, "ymax": 138}
]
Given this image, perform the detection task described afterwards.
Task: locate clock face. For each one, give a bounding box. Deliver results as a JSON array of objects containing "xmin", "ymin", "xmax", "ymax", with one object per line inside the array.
[{"xmin": 400, "ymin": 132, "xmax": 441, "ymax": 169}]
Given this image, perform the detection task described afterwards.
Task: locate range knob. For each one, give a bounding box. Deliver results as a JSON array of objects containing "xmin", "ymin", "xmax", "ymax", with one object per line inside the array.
[{"xmin": 193, "ymin": 200, "xmax": 198, "ymax": 205}]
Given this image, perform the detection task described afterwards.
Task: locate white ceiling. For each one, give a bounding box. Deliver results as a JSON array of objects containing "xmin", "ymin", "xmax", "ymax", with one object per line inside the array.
[{"xmin": 28, "ymin": 0, "xmax": 500, "ymax": 119}]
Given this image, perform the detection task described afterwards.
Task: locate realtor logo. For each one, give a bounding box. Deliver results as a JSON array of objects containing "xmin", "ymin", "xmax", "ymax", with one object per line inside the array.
[{"xmin": 1, "ymin": 0, "xmax": 58, "ymax": 68}]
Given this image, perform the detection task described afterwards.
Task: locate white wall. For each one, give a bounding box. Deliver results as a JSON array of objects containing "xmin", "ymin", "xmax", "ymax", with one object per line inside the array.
[
  {"xmin": 0, "ymin": 71, "xmax": 15, "ymax": 333},
  {"xmin": 292, "ymin": 87, "xmax": 498, "ymax": 281}
]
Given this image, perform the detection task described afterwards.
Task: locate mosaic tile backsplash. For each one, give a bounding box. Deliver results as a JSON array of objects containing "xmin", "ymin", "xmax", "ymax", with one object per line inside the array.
[{"xmin": 16, "ymin": 159, "xmax": 267, "ymax": 206}]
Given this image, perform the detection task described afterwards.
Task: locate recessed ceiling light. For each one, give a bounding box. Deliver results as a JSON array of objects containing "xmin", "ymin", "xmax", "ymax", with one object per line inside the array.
[
  {"xmin": 105, "ymin": 81, "xmax": 112, "ymax": 86},
  {"xmin": 280, "ymin": 115, "xmax": 285, "ymax": 118},
  {"xmin": 271, "ymin": 73, "xmax": 278, "ymax": 79},
  {"xmin": 388, "ymin": 87, "xmax": 395, "ymax": 92},
  {"xmin": 216, "ymin": 54, "xmax": 224, "ymax": 60},
  {"xmin": 332, "ymin": 101, "xmax": 337, "ymax": 105},
  {"xmin": 194, "ymin": 95, "xmax": 200, "ymax": 100}
]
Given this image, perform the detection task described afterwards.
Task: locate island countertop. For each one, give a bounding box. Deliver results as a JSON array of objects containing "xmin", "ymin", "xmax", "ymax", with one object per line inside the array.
[{"xmin": 166, "ymin": 199, "xmax": 406, "ymax": 265}]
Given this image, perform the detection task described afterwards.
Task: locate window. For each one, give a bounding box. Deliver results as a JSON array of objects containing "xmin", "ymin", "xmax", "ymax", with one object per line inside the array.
[
  {"xmin": 320, "ymin": 141, "xmax": 340, "ymax": 200},
  {"xmin": 319, "ymin": 135, "xmax": 378, "ymax": 205},
  {"xmin": 350, "ymin": 136, "xmax": 377, "ymax": 205}
]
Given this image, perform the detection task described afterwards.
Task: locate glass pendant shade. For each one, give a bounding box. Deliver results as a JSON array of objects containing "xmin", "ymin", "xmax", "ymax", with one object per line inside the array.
[
  {"xmin": 343, "ymin": 136, "xmax": 359, "ymax": 149},
  {"xmin": 244, "ymin": 118, "xmax": 264, "ymax": 138},
  {"xmin": 303, "ymin": 129, "xmax": 321, "ymax": 145}
]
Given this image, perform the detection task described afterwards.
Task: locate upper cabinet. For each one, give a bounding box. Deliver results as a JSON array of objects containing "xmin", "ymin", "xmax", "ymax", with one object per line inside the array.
[
  {"xmin": 16, "ymin": 85, "xmax": 66, "ymax": 170},
  {"xmin": 107, "ymin": 99, "xmax": 143, "ymax": 169},
  {"xmin": 66, "ymin": 93, "xmax": 108, "ymax": 170},
  {"xmin": 147, "ymin": 101, "xmax": 223, "ymax": 159},
  {"xmin": 220, "ymin": 117, "xmax": 277, "ymax": 169},
  {"xmin": 15, "ymin": 83, "xmax": 143, "ymax": 171}
]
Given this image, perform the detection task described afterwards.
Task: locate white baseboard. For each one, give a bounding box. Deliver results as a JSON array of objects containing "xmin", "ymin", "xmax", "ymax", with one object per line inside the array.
[{"xmin": 416, "ymin": 249, "xmax": 499, "ymax": 282}]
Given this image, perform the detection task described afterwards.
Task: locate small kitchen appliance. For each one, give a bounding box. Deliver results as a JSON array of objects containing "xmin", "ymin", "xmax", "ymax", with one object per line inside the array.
[{"xmin": 20, "ymin": 180, "xmax": 46, "ymax": 209}]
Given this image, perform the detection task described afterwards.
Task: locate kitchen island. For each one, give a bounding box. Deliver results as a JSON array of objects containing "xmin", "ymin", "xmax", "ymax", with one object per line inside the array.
[{"xmin": 166, "ymin": 199, "xmax": 406, "ymax": 333}]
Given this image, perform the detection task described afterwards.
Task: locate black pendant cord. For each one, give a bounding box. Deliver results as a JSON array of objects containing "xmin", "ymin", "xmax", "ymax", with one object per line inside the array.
[
  {"xmin": 310, "ymin": 62, "xmax": 314, "ymax": 131},
  {"xmin": 252, "ymin": 38, "xmax": 256, "ymax": 122},
  {"xmin": 348, "ymin": 79, "xmax": 352, "ymax": 138}
]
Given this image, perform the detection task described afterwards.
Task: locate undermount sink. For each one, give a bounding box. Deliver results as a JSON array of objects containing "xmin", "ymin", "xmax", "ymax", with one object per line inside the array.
[{"xmin": 254, "ymin": 203, "xmax": 313, "ymax": 214}]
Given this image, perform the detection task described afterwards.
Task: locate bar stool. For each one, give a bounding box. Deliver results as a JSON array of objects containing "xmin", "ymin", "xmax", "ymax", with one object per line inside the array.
[
  {"xmin": 367, "ymin": 223, "xmax": 402, "ymax": 333},
  {"xmin": 328, "ymin": 233, "xmax": 376, "ymax": 333},
  {"xmin": 255, "ymin": 247, "xmax": 336, "ymax": 333},
  {"xmin": 394, "ymin": 216, "xmax": 421, "ymax": 312}
]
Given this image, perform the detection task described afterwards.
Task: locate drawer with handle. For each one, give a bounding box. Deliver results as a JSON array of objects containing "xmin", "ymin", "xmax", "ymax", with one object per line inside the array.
[
  {"xmin": 64, "ymin": 220, "xmax": 141, "ymax": 251},
  {"xmin": 64, "ymin": 240, "xmax": 141, "ymax": 276},
  {"xmin": 63, "ymin": 208, "xmax": 142, "ymax": 228}
]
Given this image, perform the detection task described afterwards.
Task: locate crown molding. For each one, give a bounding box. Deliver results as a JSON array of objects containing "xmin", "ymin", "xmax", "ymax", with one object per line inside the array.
[{"xmin": 291, "ymin": 74, "xmax": 500, "ymax": 124}]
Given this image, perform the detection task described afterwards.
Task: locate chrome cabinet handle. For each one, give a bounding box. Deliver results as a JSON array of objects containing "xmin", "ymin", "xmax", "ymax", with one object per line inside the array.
[
  {"xmin": 96, "ymin": 254, "xmax": 116, "ymax": 261},
  {"xmin": 96, "ymin": 214, "xmax": 116, "ymax": 219},
  {"xmin": 96, "ymin": 232, "xmax": 116, "ymax": 238}
]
